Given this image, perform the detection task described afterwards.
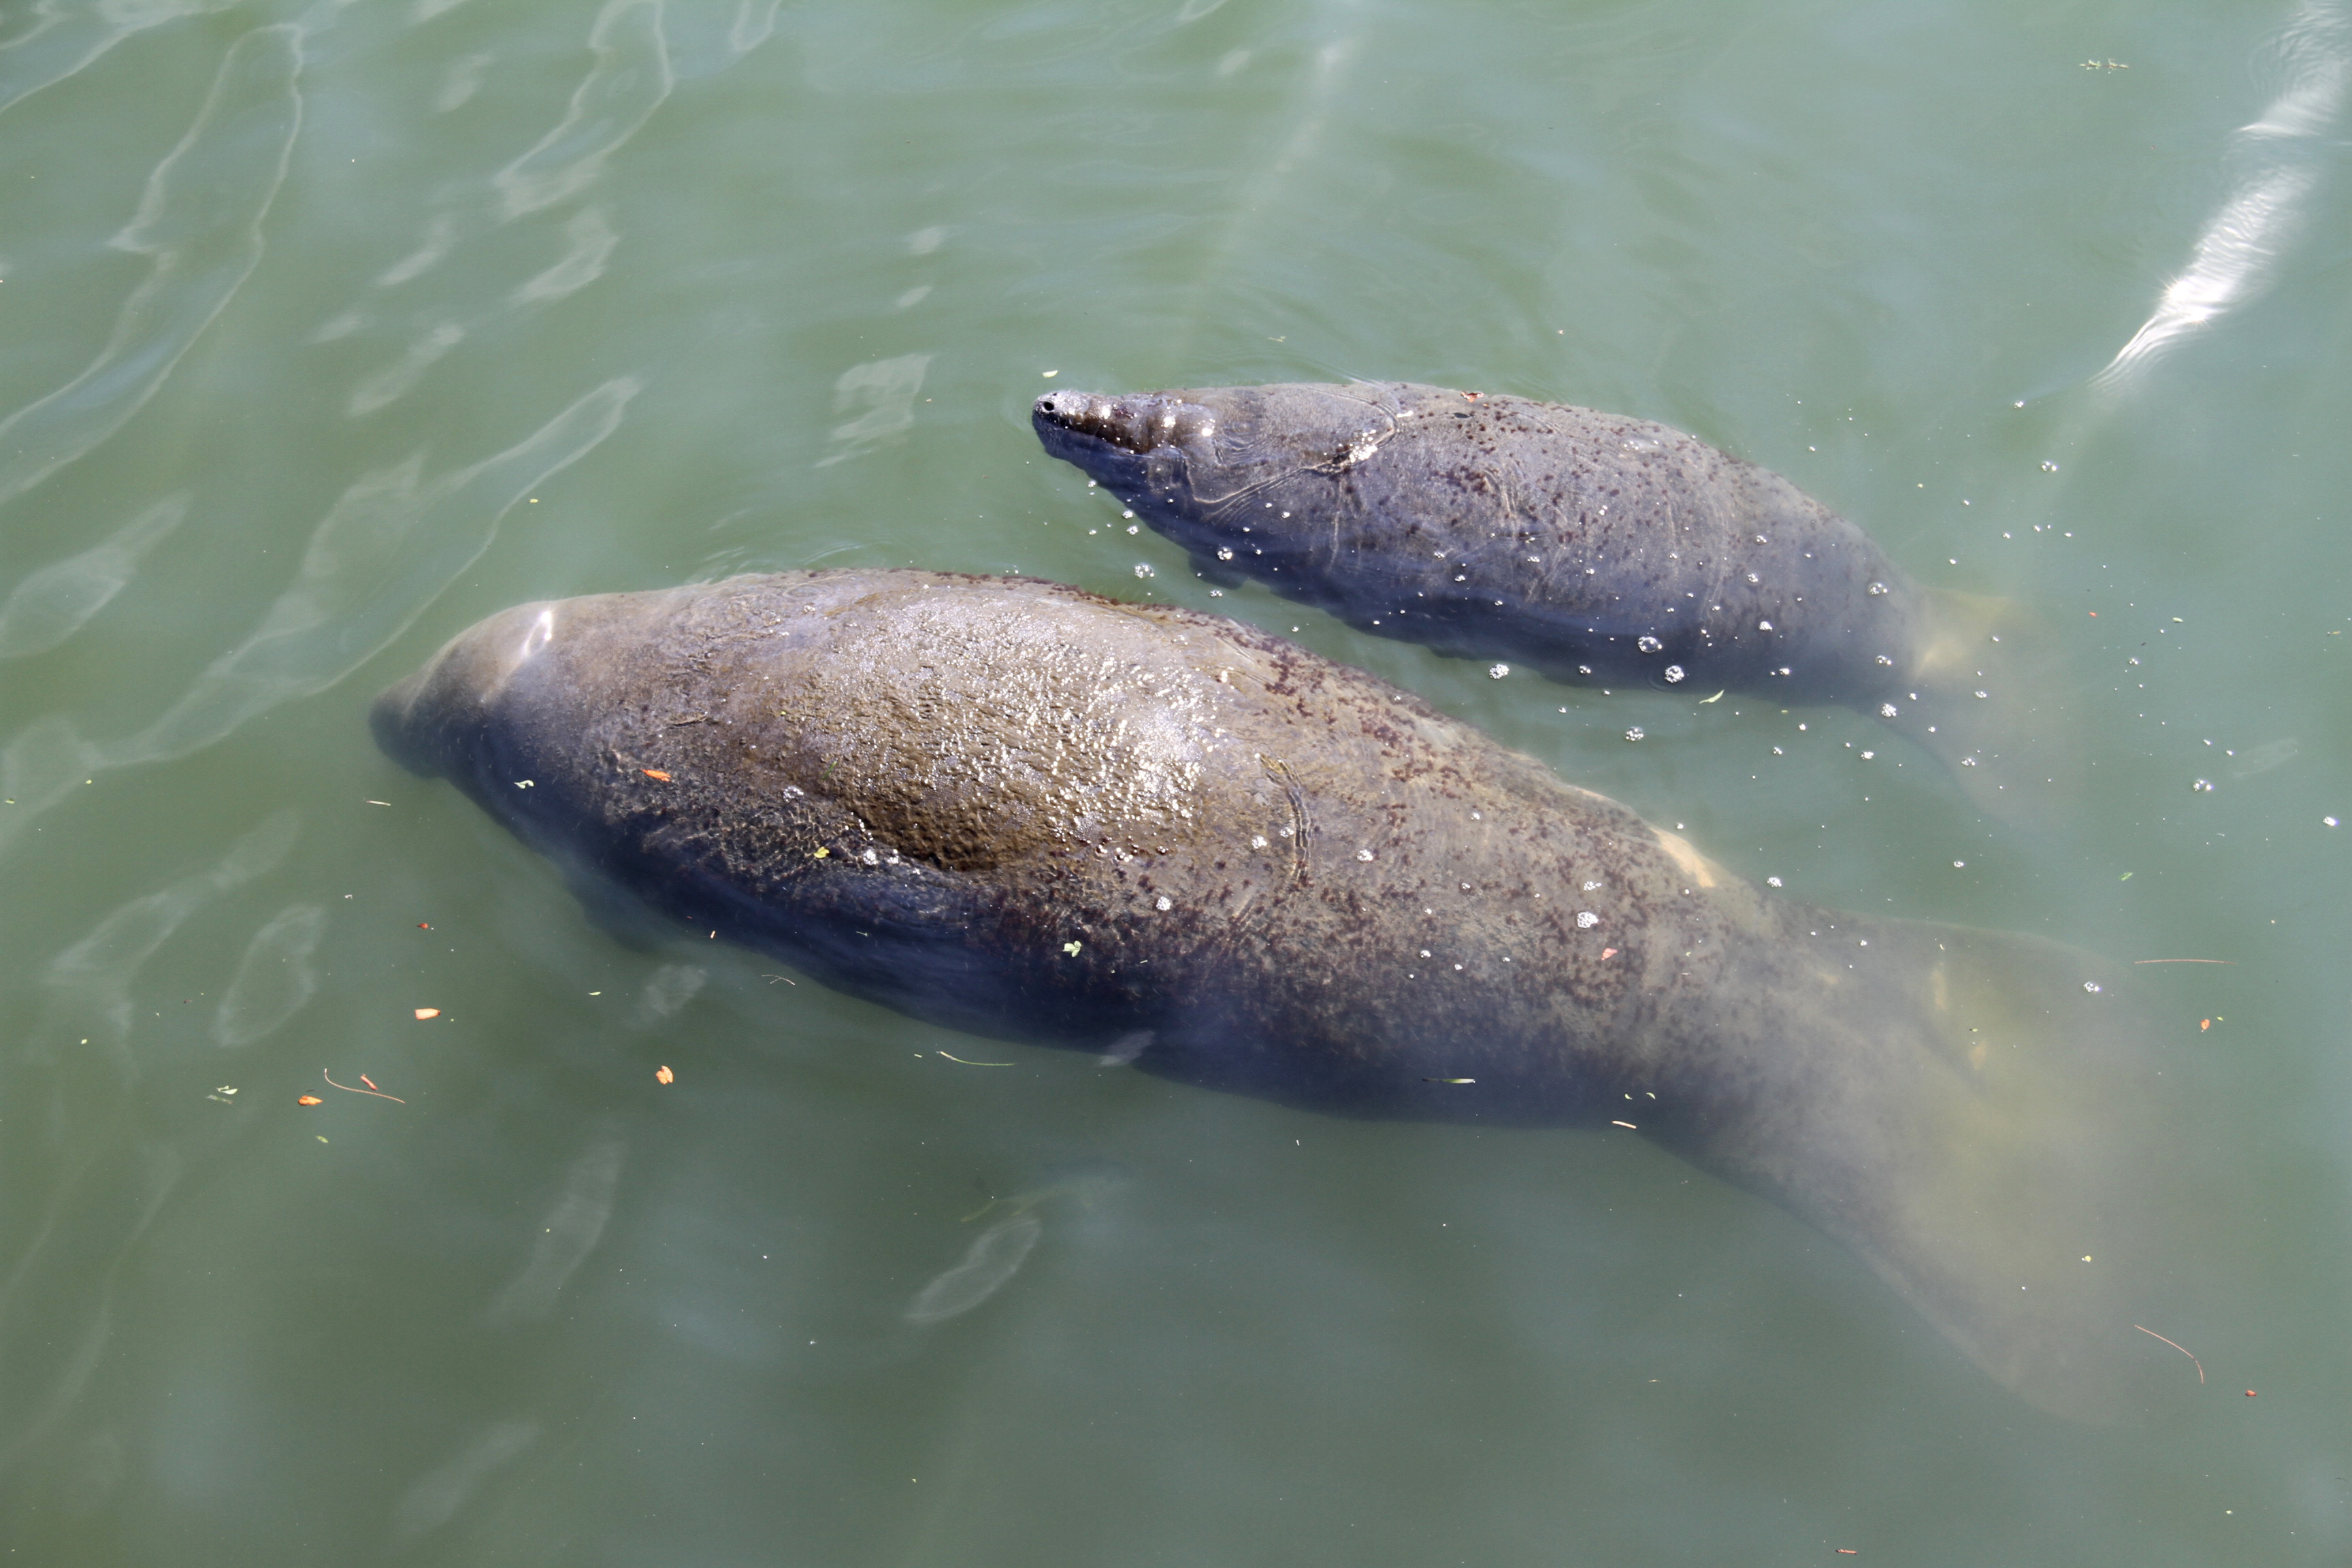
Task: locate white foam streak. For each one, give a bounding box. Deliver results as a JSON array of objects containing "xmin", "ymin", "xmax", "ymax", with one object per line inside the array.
[
  {"xmin": 210, "ymin": 902, "xmax": 328, "ymax": 1047},
  {"xmin": 484, "ymin": 1128, "xmax": 626, "ymax": 1326},
  {"xmin": 2095, "ymin": 1, "xmax": 2349, "ymax": 391},
  {"xmin": 0, "ymin": 380, "xmax": 638, "ymax": 856},
  {"xmin": 39, "ymin": 812, "xmax": 301, "ymax": 1056},
  {"xmin": 389, "ymin": 1422, "xmax": 541, "ymax": 1543},
  {"xmin": 346, "ymin": 321, "xmax": 467, "ymax": 416},
  {"xmin": 727, "ymin": 0, "xmax": 783, "ymax": 55},
  {"xmin": 512, "ymin": 206, "xmax": 619, "ymax": 304},
  {"xmin": 0, "ymin": 0, "xmax": 239, "ymax": 120},
  {"xmin": 817, "ymin": 354, "xmax": 932, "ymax": 466},
  {"xmin": 903, "ymin": 1214, "xmax": 1043, "ymax": 1324},
  {"xmin": 0, "ymin": 495, "xmax": 188, "ymax": 659},
  {"xmin": 493, "ymin": 0, "xmax": 674, "ymax": 220},
  {"xmin": 0, "ymin": 26, "xmax": 301, "ymax": 511}
]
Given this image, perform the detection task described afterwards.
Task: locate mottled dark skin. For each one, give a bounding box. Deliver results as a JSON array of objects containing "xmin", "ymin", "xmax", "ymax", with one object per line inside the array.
[
  {"xmin": 376, "ymin": 571, "xmax": 2174, "ymax": 1417},
  {"xmin": 1036, "ymin": 382, "xmax": 2056, "ymax": 812}
]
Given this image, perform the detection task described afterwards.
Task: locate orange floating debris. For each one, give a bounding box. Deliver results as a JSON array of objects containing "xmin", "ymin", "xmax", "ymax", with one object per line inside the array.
[
  {"xmin": 417, "ymin": 922, "xmax": 431, "ymax": 930},
  {"xmin": 414, "ymin": 1007, "xmax": 440, "ymax": 1020},
  {"xmin": 297, "ymin": 1095, "xmax": 323, "ymax": 1106},
  {"xmin": 642, "ymin": 768, "xmax": 672, "ymax": 781},
  {"xmin": 2200, "ymin": 1019, "xmax": 2211, "ymax": 1030},
  {"xmin": 655, "ymin": 1064, "xmax": 675, "ymax": 1085},
  {"xmin": 2245, "ymin": 1389, "xmax": 2257, "ymax": 1397},
  {"xmin": 1600, "ymin": 947, "xmax": 1618, "ymax": 960}
]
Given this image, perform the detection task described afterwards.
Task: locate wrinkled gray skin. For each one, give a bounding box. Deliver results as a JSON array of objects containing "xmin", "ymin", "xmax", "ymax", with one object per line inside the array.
[
  {"xmin": 1036, "ymin": 382, "xmax": 2050, "ymax": 808},
  {"xmin": 376, "ymin": 570, "xmax": 2178, "ymax": 1418}
]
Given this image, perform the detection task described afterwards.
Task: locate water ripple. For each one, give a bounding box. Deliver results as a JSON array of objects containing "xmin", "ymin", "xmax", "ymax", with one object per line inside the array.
[
  {"xmin": 0, "ymin": 24, "xmax": 301, "ymax": 512},
  {"xmin": 0, "ymin": 0, "xmax": 237, "ymax": 120},
  {"xmin": 0, "ymin": 379, "xmax": 640, "ymax": 855},
  {"xmin": 0, "ymin": 494, "xmax": 188, "ymax": 660},
  {"xmin": 493, "ymin": 0, "xmax": 674, "ymax": 220}
]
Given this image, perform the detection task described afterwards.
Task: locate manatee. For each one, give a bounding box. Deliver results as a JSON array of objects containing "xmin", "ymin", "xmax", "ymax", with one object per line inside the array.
[
  {"xmin": 1033, "ymin": 381, "xmax": 2062, "ymax": 815},
  {"xmin": 374, "ymin": 570, "xmax": 2183, "ymax": 1416}
]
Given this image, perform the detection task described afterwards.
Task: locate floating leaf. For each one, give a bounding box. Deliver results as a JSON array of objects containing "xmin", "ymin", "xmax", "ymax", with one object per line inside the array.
[
  {"xmin": 297, "ymin": 1094, "xmax": 323, "ymax": 1106},
  {"xmin": 642, "ymin": 768, "xmax": 671, "ymax": 781},
  {"xmin": 414, "ymin": 1007, "xmax": 440, "ymax": 1020}
]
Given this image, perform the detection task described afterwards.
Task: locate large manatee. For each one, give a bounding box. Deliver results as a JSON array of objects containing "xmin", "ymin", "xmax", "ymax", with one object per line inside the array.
[
  {"xmin": 1034, "ymin": 381, "xmax": 2062, "ymax": 815},
  {"xmin": 374, "ymin": 570, "xmax": 2181, "ymax": 1416}
]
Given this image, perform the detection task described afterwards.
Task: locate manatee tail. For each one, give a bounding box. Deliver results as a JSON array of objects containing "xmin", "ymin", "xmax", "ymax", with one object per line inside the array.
[
  {"xmin": 1874, "ymin": 589, "xmax": 2082, "ymax": 827},
  {"xmin": 1674, "ymin": 912, "xmax": 2209, "ymax": 1420}
]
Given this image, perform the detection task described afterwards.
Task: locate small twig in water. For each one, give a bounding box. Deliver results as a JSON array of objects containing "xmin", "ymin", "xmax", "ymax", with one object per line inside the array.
[
  {"xmin": 2135, "ymin": 1324, "xmax": 2204, "ymax": 1383},
  {"xmin": 762, "ymin": 973, "xmax": 798, "ymax": 985},
  {"xmin": 2132, "ymin": 959, "xmax": 2236, "ymax": 965},
  {"xmin": 934, "ymin": 1051, "xmax": 1013, "ymax": 1067},
  {"xmin": 323, "ymin": 1069, "xmax": 405, "ymax": 1104}
]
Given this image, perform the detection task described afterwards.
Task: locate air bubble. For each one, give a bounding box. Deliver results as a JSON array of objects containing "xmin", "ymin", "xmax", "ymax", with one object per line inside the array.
[
  {"xmin": 1251, "ymin": 834, "xmax": 1269, "ymax": 849},
  {"xmin": 1576, "ymin": 665, "xmax": 1592, "ymax": 676},
  {"xmin": 1879, "ymin": 703, "xmax": 1899, "ymax": 717},
  {"xmin": 1624, "ymin": 726, "xmax": 1645, "ymax": 742},
  {"xmin": 1663, "ymin": 665, "xmax": 1685, "ymax": 683},
  {"xmin": 1974, "ymin": 689, "xmax": 1988, "ymax": 698},
  {"xmin": 1575, "ymin": 911, "xmax": 1600, "ymax": 928},
  {"xmin": 1875, "ymin": 654, "xmax": 1893, "ymax": 667},
  {"xmin": 1357, "ymin": 849, "xmax": 1375, "ymax": 862},
  {"xmin": 1758, "ymin": 621, "xmax": 1774, "ymax": 632},
  {"xmin": 1745, "ymin": 572, "xmax": 1760, "ymax": 585},
  {"xmin": 1637, "ymin": 635, "xmax": 1663, "ymax": 653},
  {"xmin": 1582, "ymin": 880, "xmax": 1601, "ymax": 891},
  {"xmin": 2040, "ymin": 461, "xmax": 2059, "ymax": 473},
  {"xmin": 1867, "ymin": 581, "xmax": 1889, "ymax": 596},
  {"xmin": 2191, "ymin": 778, "xmax": 2215, "ymax": 793},
  {"xmin": 862, "ymin": 848, "xmax": 879, "ymax": 866},
  {"xmin": 1155, "ymin": 896, "xmax": 1173, "ymax": 911},
  {"xmin": 1489, "ymin": 664, "xmax": 1510, "ymax": 679},
  {"xmin": 1133, "ymin": 563, "xmax": 1156, "ymax": 578},
  {"xmin": 1953, "ymin": 860, "xmax": 1965, "ymax": 868},
  {"xmin": 1766, "ymin": 876, "xmax": 1783, "ymax": 887},
  {"xmin": 1217, "ymin": 546, "xmax": 1235, "ymax": 561},
  {"xmin": 2082, "ymin": 981, "xmax": 2102, "ymax": 994},
  {"xmin": 1122, "ymin": 508, "xmax": 1136, "ymax": 518}
]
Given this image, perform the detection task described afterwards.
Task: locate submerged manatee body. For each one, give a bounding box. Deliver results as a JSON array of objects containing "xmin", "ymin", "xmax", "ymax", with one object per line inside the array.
[
  {"xmin": 376, "ymin": 570, "xmax": 2176, "ymax": 1416},
  {"xmin": 1034, "ymin": 381, "xmax": 2060, "ymax": 813}
]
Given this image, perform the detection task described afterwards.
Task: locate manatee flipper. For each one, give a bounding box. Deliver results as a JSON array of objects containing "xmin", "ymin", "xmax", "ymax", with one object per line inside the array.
[
  {"xmin": 1675, "ymin": 914, "xmax": 2196, "ymax": 1420},
  {"xmin": 1876, "ymin": 589, "xmax": 2082, "ymax": 826}
]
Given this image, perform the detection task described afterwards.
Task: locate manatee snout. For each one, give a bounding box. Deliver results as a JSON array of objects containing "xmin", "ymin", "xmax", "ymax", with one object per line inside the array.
[
  {"xmin": 1032, "ymin": 389, "xmax": 1217, "ymax": 456},
  {"xmin": 370, "ymin": 599, "xmax": 561, "ymax": 781}
]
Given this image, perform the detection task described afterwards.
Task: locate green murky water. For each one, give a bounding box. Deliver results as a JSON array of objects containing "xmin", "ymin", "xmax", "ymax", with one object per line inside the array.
[{"xmin": 4, "ymin": 1, "xmax": 2349, "ymax": 1561}]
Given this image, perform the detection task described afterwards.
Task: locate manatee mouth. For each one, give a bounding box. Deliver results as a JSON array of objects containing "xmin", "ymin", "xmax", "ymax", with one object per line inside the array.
[{"xmin": 1032, "ymin": 389, "xmax": 1217, "ymax": 455}]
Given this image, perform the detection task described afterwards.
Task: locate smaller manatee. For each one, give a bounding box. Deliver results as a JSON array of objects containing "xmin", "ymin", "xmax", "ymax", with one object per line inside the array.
[{"xmin": 1035, "ymin": 380, "xmax": 2065, "ymax": 816}]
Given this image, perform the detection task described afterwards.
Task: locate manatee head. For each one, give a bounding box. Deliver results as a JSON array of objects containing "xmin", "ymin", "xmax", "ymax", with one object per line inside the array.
[{"xmin": 1033, "ymin": 382, "xmax": 1414, "ymax": 558}]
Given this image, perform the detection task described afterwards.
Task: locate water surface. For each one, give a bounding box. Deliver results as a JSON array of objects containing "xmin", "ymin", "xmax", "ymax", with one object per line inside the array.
[{"xmin": 3, "ymin": 1, "xmax": 2349, "ymax": 1562}]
